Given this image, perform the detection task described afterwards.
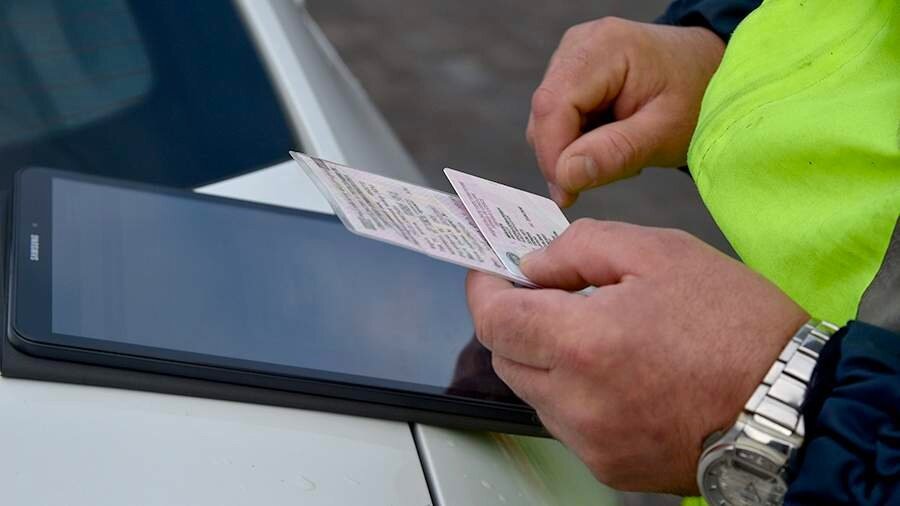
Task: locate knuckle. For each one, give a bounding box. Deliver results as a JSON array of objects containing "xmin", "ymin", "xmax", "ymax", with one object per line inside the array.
[
  {"xmin": 602, "ymin": 127, "xmax": 641, "ymax": 170},
  {"xmin": 487, "ymin": 295, "xmax": 537, "ymax": 346},
  {"xmin": 594, "ymin": 16, "xmax": 625, "ymax": 29},
  {"xmin": 490, "ymin": 331, "xmax": 515, "ymax": 356},
  {"xmin": 562, "ymin": 220, "xmax": 643, "ymax": 257},
  {"xmin": 565, "ymin": 44, "xmax": 592, "ymax": 70},
  {"xmin": 549, "ymin": 45, "xmax": 592, "ymax": 87},
  {"xmin": 472, "ymin": 314, "xmax": 492, "ymax": 346},
  {"xmin": 472, "ymin": 296, "xmax": 503, "ymax": 345},
  {"xmin": 588, "ymin": 16, "xmax": 628, "ymax": 37},
  {"xmin": 566, "ymin": 218, "xmax": 600, "ymax": 240},
  {"xmin": 561, "ymin": 22, "xmax": 589, "ymax": 41},
  {"xmin": 530, "ymin": 86, "xmax": 557, "ymax": 118},
  {"xmin": 508, "ymin": 294, "xmax": 537, "ymax": 322},
  {"xmin": 562, "ymin": 218, "xmax": 608, "ymax": 249}
]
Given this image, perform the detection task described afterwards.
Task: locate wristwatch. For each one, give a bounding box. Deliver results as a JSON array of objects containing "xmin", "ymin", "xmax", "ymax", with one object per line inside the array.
[{"xmin": 697, "ymin": 319, "xmax": 839, "ymax": 506}]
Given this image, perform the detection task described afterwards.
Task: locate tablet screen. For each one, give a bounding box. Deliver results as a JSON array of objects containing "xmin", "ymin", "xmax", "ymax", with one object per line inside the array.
[{"xmin": 18, "ymin": 172, "xmax": 518, "ymax": 404}]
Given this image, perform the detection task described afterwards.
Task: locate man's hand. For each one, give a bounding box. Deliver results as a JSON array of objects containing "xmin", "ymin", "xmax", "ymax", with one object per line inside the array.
[
  {"xmin": 527, "ymin": 19, "xmax": 724, "ymax": 206},
  {"xmin": 466, "ymin": 220, "xmax": 809, "ymax": 494}
]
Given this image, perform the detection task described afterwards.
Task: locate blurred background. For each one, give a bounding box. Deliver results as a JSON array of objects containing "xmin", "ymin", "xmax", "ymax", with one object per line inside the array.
[{"xmin": 307, "ymin": 0, "xmax": 733, "ymax": 256}]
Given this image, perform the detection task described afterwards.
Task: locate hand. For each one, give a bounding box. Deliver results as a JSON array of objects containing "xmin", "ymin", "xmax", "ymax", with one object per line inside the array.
[
  {"xmin": 466, "ymin": 220, "xmax": 809, "ymax": 494},
  {"xmin": 526, "ymin": 18, "xmax": 725, "ymax": 206}
]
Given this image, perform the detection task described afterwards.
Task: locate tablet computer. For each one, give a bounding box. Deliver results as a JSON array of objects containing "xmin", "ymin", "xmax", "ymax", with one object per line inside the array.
[{"xmin": 7, "ymin": 167, "xmax": 543, "ymax": 435}]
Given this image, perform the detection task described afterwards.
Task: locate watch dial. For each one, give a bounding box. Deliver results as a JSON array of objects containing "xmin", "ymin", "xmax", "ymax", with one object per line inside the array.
[{"xmin": 704, "ymin": 456, "xmax": 786, "ymax": 506}]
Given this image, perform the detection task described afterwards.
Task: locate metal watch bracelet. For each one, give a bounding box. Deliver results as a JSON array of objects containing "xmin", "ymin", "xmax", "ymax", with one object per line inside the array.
[
  {"xmin": 743, "ymin": 319, "xmax": 839, "ymax": 439},
  {"xmin": 697, "ymin": 318, "xmax": 839, "ymax": 506}
]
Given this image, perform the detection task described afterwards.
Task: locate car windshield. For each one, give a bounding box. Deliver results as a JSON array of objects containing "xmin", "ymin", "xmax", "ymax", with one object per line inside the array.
[{"xmin": 0, "ymin": 0, "xmax": 296, "ymax": 189}]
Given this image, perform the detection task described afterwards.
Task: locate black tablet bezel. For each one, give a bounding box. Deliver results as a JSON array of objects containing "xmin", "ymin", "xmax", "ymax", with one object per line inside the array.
[{"xmin": 9, "ymin": 168, "xmax": 542, "ymax": 433}]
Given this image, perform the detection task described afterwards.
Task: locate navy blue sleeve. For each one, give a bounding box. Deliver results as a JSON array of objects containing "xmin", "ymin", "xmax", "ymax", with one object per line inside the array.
[
  {"xmin": 784, "ymin": 321, "xmax": 900, "ymax": 505},
  {"xmin": 656, "ymin": 0, "xmax": 762, "ymax": 41}
]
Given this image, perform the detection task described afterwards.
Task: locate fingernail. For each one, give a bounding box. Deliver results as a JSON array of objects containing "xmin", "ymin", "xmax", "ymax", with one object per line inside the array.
[
  {"xmin": 547, "ymin": 183, "xmax": 565, "ymax": 205},
  {"xmin": 564, "ymin": 155, "xmax": 599, "ymax": 191}
]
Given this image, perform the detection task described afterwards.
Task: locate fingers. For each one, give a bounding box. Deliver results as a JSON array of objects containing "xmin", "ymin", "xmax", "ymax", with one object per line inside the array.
[
  {"xmin": 491, "ymin": 355, "xmax": 550, "ymax": 407},
  {"xmin": 528, "ymin": 88, "xmax": 582, "ymax": 207},
  {"xmin": 465, "ymin": 271, "xmax": 515, "ymax": 321},
  {"xmin": 466, "ymin": 271, "xmax": 578, "ymax": 369},
  {"xmin": 528, "ymin": 26, "xmax": 629, "ymax": 207},
  {"xmin": 520, "ymin": 219, "xmax": 657, "ymax": 290},
  {"xmin": 554, "ymin": 107, "xmax": 665, "ymax": 193},
  {"xmin": 526, "ymin": 102, "xmax": 574, "ymax": 206}
]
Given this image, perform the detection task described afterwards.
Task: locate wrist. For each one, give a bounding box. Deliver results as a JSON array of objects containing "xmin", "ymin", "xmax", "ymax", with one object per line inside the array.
[
  {"xmin": 697, "ymin": 318, "xmax": 838, "ymax": 505},
  {"xmin": 703, "ymin": 305, "xmax": 809, "ymax": 449}
]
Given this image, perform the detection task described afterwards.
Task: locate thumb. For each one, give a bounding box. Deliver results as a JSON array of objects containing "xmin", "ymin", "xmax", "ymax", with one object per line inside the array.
[
  {"xmin": 520, "ymin": 220, "xmax": 649, "ymax": 290},
  {"xmin": 554, "ymin": 107, "xmax": 664, "ymax": 194}
]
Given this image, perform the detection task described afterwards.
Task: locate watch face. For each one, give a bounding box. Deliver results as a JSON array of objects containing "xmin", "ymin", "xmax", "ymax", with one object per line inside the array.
[{"xmin": 702, "ymin": 453, "xmax": 787, "ymax": 506}]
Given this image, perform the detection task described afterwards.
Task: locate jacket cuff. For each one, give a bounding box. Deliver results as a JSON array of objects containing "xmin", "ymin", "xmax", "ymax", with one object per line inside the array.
[
  {"xmin": 655, "ymin": 0, "xmax": 762, "ymax": 41},
  {"xmin": 785, "ymin": 320, "xmax": 900, "ymax": 505}
]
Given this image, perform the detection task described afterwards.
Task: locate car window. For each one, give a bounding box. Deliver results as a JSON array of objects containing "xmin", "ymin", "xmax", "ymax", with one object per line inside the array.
[{"xmin": 0, "ymin": 0, "xmax": 296, "ymax": 189}]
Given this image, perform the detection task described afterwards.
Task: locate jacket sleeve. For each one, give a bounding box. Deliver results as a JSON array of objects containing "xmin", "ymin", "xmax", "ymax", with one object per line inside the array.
[
  {"xmin": 784, "ymin": 320, "xmax": 900, "ymax": 505},
  {"xmin": 656, "ymin": 0, "xmax": 762, "ymax": 41}
]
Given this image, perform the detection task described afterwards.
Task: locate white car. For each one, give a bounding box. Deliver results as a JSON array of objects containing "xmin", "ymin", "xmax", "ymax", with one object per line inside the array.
[{"xmin": 0, "ymin": 1, "xmax": 620, "ymax": 504}]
